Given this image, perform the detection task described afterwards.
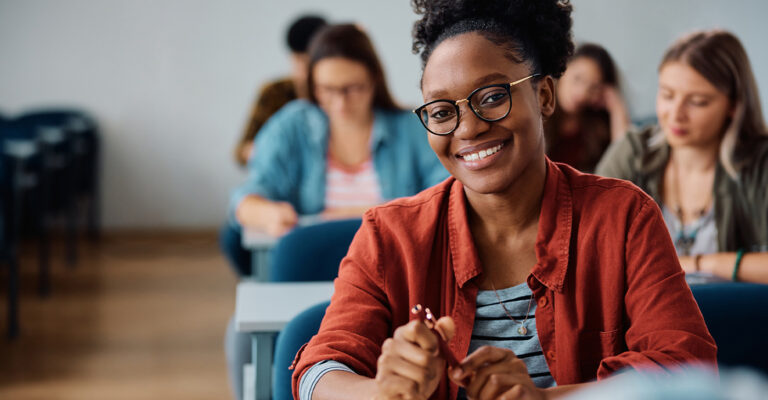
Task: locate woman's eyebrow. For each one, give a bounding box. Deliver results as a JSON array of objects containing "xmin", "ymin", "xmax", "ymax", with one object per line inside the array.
[
  {"xmin": 658, "ymin": 83, "xmax": 717, "ymax": 97},
  {"xmin": 423, "ymin": 72, "xmax": 512, "ymax": 100}
]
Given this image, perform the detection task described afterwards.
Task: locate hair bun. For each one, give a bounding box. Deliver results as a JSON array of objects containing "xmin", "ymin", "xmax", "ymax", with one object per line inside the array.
[{"xmin": 412, "ymin": 0, "xmax": 573, "ymax": 78}]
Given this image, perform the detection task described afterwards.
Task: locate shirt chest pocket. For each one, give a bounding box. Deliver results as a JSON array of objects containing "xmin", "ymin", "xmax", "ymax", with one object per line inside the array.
[{"xmin": 578, "ymin": 328, "xmax": 624, "ymax": 376}]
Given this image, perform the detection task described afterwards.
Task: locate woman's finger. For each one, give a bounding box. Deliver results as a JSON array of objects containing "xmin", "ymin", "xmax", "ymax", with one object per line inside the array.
[
  {"xmin": 459, "ymin": 345, "xmax": 515, "ymax": 375},
  {"xmin": 434, "ymin": 316, "xmax": 456, "ymax": 342},
  {"xmin": 377, "ymin": 349, "xmax": 438, "ymax": 392},
  {"xmin": 475, "ymin": 372, "xmax": 529, "ymax": 400},
  {"xmin": 373, "ymin": 373, "xmax": 424, "ymax": 400},
  {"xmin": 394, "ymin": 319, "xmax": 439, "ymax": 353},
  {"xmin": 463, "ymin": 357, "xmax": 526, "ymax": 399}
]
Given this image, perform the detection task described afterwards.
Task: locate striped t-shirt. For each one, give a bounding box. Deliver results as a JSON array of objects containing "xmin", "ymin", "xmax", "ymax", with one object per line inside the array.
[
  {"xmin": 324, "ymin": 153, "xmax": 382, "ymax": 210},
  {"xmin": 299, "ymin": 282, "xmax": 554, "ymax": 399},
  {"xmin": 464, "ymin": 282, "xmax": 555, "ymax": 394}
]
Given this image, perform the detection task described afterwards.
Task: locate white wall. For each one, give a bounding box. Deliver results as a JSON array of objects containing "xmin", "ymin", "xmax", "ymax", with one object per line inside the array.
[
  {"xmin": 572, "ymin": 0, "xmax": 768, "ymax": 119},
  {"xmin": 0, "ymin": 0, "xmax": 765, "ymax": 228}
]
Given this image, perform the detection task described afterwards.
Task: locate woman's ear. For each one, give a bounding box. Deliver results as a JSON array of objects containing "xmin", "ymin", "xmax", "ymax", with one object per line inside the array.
[{"xmin": 537, "ymin": 75, "xmax": 557, "ymax": 118}]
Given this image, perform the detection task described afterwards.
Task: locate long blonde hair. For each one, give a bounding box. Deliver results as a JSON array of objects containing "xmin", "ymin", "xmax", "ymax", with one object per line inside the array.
[{"xmin": 660, "ymin": 29, "xmax": 768, "ymax": 177}]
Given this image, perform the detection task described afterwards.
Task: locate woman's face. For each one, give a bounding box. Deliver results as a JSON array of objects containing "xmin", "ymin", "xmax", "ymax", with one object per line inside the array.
[
  {"xmin": 656, "ymin": 61, "xmax": 732, "ymax": 149},
  {"xmin": 420, "ymin": 32, "xmax": 555, "ymax": 195},
  {"xmin": 556, "ymin": 56, "xmax": 604, "ymax": 113},
  {"xmin": 312, "ymin": 57, "xmax": 375, "ymax": 122}
]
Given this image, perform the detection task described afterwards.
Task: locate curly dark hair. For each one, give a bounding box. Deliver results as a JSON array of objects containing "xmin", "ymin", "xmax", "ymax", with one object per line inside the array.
[{"xmin": 411, "ymin": 0, "xmax": 574, "ymax": 78}]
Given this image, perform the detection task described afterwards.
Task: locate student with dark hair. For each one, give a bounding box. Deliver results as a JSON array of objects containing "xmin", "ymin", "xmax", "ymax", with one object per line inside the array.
[
  {"xmin": 291, "ymin": 1, "xmax": 715, "ymax": 399},
  {"xmin": 233, "ymin": 15, "xmax": 327, "ymax": 167},
  {"xmin": 597, "ymin": 29, "xmax": 768, "ymax": 284},
  {"xmin": 232, "ymin": 23, "xmax": 447, "ymax": 237},
  {"xmin": 545, "ymin": 43, "xmax": 629, "ymax": 172}
]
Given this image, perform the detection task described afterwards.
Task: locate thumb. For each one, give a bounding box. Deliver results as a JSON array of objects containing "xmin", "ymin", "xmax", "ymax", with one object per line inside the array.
[{"xmin": 434, "ymin": 316, "xmax": 456, "ymax": 343}]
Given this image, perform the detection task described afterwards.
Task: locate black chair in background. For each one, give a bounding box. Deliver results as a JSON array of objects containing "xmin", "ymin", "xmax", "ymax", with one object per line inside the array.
[
  {"xmin": 15, "ymin": 110, "xmax": 100, "ymax": 241},
  {"xmin": 0, "ymin": 115, "xmax": 21, "ymax": 338},
  {"xmin": 10, "ymin": 109, "xmax": 101, "ymax": 268},
  {"xmin": 1, "ymin": 119, "xmax": 50, "ymax": 296}
]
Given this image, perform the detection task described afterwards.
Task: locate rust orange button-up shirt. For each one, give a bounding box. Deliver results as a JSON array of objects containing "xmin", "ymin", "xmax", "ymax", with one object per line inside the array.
[{"xmin": 292, "ymin": 160, "xmax": 717, "ymax": 399}]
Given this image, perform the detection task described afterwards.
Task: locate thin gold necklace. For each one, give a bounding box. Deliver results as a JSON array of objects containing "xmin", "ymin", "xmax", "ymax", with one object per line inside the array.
[{"xmin": 489, "ymin": 280, "xmax": 534, "ymax": 335}]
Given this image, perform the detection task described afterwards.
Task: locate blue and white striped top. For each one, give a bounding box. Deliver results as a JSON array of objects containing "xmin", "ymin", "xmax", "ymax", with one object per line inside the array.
[
  {"xmin": 299, "ymin": 282, "xmax": 554, "ymax": 400},
  {"xmin": 464, "ymin": 282, "xmax": 555, "ymax": 393}
]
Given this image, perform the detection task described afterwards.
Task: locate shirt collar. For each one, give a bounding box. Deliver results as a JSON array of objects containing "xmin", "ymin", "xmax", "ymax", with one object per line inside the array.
[
  {"xmin": 370, "ymin": 109, "xmax": 388, "ymax": 149},
  {"xmin": 447, "ymin": 159, "xmax": 573, "ymax": 292}
]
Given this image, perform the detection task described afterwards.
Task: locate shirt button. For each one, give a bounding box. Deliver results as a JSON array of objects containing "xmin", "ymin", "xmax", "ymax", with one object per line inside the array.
[
  {"xmin": 547, "ymin": 350, "xmax": 557, "ymax": 361},
  {"xmin": 538, "ymin": 296, "xmax": 548, "ymax": 308}
]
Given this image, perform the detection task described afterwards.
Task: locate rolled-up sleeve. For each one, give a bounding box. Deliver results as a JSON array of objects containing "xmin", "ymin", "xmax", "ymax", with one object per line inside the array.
[{"xmin": 291, "ymin": 212, "xmax": 393, "ymax": 398}]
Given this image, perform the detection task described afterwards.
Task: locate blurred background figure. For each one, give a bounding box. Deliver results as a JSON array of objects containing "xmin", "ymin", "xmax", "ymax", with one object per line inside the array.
[
  {"xmin": 233, "ymin": 15, "xmax": 327, "ymax": 167},
  {"xmin": 223, "ymin": 23, "xmax": 446, "ymax": 277},
  {"xmin": 597, "ymin": 29, "xmax": 768, "ymax": 284},
  {"xmin": 546, "ymin": 43, "xmax": 630, "ymax": 172}
]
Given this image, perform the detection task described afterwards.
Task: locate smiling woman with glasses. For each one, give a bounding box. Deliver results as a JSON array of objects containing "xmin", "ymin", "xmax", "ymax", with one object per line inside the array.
[{"xmin": 291, "ymin": 2, "xmax": 716, "ymax": 400}]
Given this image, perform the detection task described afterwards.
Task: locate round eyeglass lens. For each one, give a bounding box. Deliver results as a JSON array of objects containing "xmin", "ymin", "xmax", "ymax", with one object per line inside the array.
[
  {"xmin": 420, "ymin": 101, "xmax": 458, "ymax": 135},
  {"xmin": 469, "ymin": 86, "xmax": 511, "ymax": 121}
]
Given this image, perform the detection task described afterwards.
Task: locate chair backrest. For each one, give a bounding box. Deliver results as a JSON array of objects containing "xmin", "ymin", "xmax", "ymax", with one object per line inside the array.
[
  {"xmin": 272, "ymin": 300, "xmax": 330, "ymax": 400},
  {"xmin": 690, "ymin": 282, "xmax": 768, "ymax": 374},
  {"xmin": 268, "ymin": 218, "xmax": 362, "ymax": 282}
]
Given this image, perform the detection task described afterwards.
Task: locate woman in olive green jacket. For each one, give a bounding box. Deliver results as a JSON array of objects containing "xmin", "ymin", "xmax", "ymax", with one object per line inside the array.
[{"xmin": 597, "ymin": 29, "xmax": 768, "ymax": 283}]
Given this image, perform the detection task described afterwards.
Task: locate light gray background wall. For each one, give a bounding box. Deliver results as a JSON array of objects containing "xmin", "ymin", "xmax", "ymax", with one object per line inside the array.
[{"xmin": 0, "ymin": 0, "xmax": 765, "ymax": 229}]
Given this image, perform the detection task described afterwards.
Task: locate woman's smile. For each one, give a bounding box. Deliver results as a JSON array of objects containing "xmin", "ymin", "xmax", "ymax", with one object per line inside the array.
[{"xmin": 455, "ymin": 139, "xmax": 508, "ymax": 170}]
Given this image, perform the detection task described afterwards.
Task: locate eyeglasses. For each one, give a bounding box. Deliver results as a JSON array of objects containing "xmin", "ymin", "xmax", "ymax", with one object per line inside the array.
[
  {"xmin": 413, "ymin": 74, "xmax": 540, "ymax": 136},
  {"xmin": 314, "ymin": 82, "xmax": 371, "ymax": 99}
]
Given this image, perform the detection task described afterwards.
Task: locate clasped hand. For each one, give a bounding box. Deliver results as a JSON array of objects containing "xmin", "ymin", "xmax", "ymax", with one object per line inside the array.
[{"xmin": 373, "ymin": 317, "xmax": 546, "ymax": 400}]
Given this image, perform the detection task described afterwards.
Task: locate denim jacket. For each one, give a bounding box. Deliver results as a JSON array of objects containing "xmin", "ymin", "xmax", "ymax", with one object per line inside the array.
[{"xmin": 230, "ymin": 100, "xmax": 449, "ymax": 216}]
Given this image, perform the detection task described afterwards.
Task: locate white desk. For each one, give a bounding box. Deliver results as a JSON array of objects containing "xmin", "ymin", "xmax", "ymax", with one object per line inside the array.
[{"xmin": 235, "ymin": 281, "xmax": 335, "ymax": 400}]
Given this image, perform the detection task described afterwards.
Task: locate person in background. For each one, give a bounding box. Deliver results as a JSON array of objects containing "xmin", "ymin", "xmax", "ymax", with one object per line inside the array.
[
  {"xmin": 231, "ymin": 23, "xmax": 448, "ymax": 239},
  {"xmin": 224, "ymin": 23, "xmax": 448, "ymax": 400},
  {"xmin": 545, "ymin": 43, "xmax": 630, "ymax": 172},
  {"xmin": 291, "ymin": 1, "xmax": 715, "ymax": 399},
  {"xmin": 233, "ymin": 15, "xmax": 327, "ymax": 167},
  {"xmin": 597, "ymin": 29, "xmax": 768, "ymax": 284}
]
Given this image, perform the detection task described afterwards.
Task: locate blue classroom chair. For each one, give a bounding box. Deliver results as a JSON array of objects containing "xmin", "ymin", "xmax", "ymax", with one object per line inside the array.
[
  {"xmin": 273, "ymin": 300, "xmax": 331, "ymax": 400},
  {"xmin": 690, "ymin": 282, "xmax": 768, "ymax": 375},
  {"xmin": 268, "ymin": 218, "xmax": 362, "ymax": 282}
]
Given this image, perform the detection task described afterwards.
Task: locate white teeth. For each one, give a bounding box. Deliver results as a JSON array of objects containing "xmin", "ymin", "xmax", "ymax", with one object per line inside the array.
[{"xmin": 461, "ymin": 144, "xmax": 503, "ymax": 162}]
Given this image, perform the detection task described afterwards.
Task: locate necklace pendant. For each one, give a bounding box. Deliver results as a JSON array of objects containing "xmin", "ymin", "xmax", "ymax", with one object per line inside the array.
[{"xmin": 517, "ymin": 325, "xmax": 528, "ymax": 335}]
